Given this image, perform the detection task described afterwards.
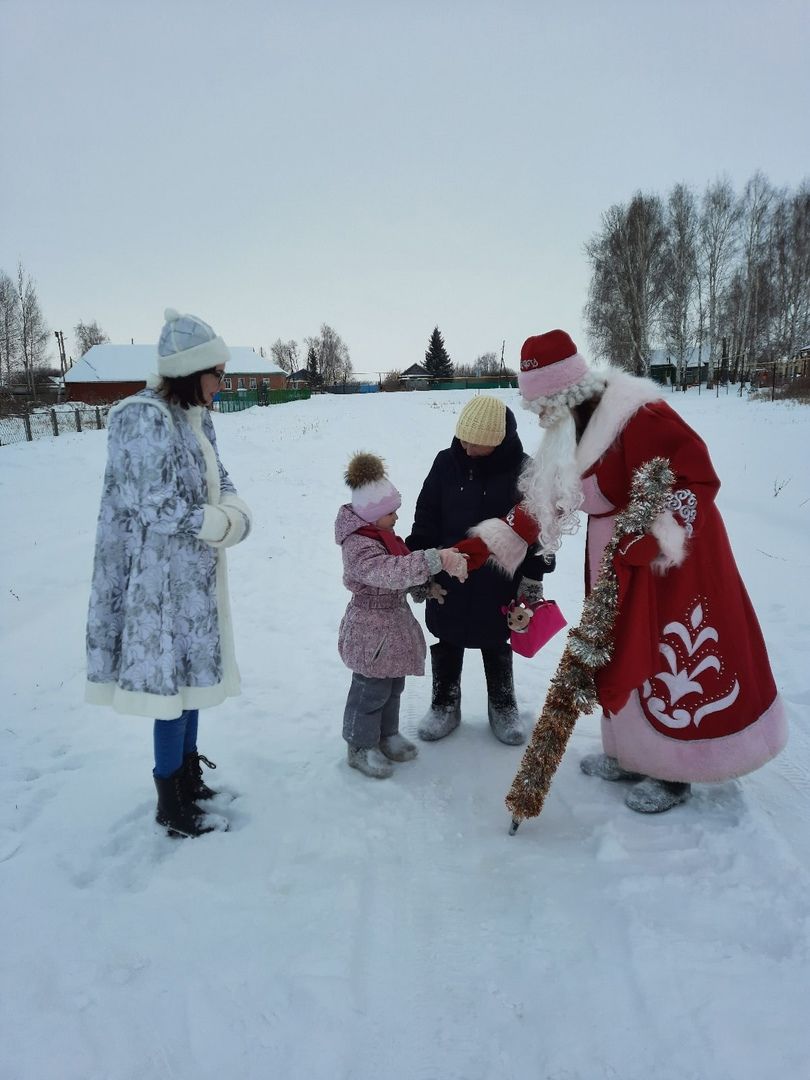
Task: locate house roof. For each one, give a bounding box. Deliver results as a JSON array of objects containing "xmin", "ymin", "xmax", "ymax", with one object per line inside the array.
[
  {"xmin": 64, "ymin": 343, "xmax": 285, "ymax": 383},
  {"xmin": 649, "ymin": 348, "xmax": 704, "ymax": 369},
  {"xmin": 401, "ymin": 363, "xmax": 430, "ymax": 377},
  {"xmin": 289, "ymin": 369, "xmax": 310, "ymax": 380}
]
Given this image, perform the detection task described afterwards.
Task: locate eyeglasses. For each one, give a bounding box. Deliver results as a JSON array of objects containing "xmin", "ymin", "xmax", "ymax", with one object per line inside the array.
[{"xmin": 202, "ymin": 368, "xmax": 226, "ymax": 384}]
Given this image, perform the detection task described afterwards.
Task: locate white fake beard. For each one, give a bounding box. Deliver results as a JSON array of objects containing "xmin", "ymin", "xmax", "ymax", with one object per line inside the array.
[{"xmin": 518, "ymin": 411, "xmax": 583, "ymax": 556}]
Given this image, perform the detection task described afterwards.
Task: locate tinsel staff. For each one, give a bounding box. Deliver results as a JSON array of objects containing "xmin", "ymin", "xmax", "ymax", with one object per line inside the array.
[{"xmin": 506, "ymin": 457, "xmax": 675, "ymax": 835}]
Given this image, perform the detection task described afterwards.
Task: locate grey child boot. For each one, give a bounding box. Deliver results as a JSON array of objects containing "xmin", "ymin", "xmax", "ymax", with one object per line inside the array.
[{"xmin": 347, "ymin": 746, "xmax": 395, "ymax": 779}]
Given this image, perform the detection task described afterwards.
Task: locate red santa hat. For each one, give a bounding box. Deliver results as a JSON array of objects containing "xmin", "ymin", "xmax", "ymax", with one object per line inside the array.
[{"xmin": 518, "ymin": 330, "xmax": 591, "ymax": 403}]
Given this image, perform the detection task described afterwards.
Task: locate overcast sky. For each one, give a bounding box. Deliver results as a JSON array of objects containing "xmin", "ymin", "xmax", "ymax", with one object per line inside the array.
[{"xmin": 2, "ymin": 0, "xmax": 808, "ymax": 376}]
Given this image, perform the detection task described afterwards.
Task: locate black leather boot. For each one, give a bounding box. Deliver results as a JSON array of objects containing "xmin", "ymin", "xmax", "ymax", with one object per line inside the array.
[
  {"xmin": 154, "ymin": 769, "xmax": 217, "ymax": 838},
  {"xmin": 418, "ymin": 641, "xmax": 464, "ymax": 741},
  {"xmin": 481, "ymin": 644, "xmax": 525, "ymax": 745},
  {"xmin": 181, "ymin": 751, "xmax": 219, "ymax": 802}
]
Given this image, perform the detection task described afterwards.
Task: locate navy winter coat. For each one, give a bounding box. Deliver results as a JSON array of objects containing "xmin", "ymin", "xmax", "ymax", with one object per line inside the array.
[{"xmin": 406, "ymin": 406, "xmax": 554, "ymax": 648}]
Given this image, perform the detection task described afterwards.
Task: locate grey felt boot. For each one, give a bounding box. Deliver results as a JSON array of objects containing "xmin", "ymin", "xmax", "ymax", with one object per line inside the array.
[
  {"xmin": 482, "ymin": 644, "xmax": 525, "ymax": 745},
  {"xmin": 379, "ymin": 733, "xmax": 418, "ymax": 762},
  {"xmin": 580, "ymin": 753, "xmax": 645, "ymax": 782},
  {"xmin": 625, "ymin": 778, "xmax": 692, "ymax": 813},
  {"xmin": 347, "ymin": 746, "xmax": 394, "ymax": 779},
  {"xmin": 418, "ymin": 642, "xmax": 463, "ymax": 741}
]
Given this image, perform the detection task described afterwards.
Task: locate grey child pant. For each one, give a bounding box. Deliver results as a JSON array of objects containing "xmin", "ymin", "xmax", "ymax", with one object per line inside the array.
[{"xmin": 343, "ymin": 673, "xmax": 406, "ymax": 749}]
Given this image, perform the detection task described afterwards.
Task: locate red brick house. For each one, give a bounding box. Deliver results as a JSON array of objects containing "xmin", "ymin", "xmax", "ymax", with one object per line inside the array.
[{"xmin": 65, "ymin": 343, "xmax": 286, "ymax": 404}]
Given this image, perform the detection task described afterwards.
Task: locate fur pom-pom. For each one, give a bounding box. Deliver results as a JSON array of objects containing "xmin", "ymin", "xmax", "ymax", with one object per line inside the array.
[
  {"xmin": 345, "ymin": 452, "xmax": 386, "ymax": 489},
  {"xmin": 163, "ymin": 307, "xmax": 180, "ymax": 323}
]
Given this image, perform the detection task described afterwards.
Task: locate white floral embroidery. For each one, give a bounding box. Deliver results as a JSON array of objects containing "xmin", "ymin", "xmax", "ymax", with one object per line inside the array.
[
  {"xmin": 665, "ymin": 488, "xmax": 697, "ymax": 537},
  {"xmin": 642, "ymin": 601, "xmax": 740, "ymax": 729}
]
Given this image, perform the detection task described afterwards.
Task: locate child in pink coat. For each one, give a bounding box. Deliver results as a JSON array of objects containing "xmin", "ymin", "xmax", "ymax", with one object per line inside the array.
[{"xmin": 336, "ymin": 453, "xmax": 467, "ymax": 778}]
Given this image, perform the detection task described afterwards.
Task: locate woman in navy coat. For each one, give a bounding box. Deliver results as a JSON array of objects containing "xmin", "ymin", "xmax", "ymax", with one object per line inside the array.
[{"xmin": 406, "ymin": 396, "xmax": 554, "ymax": 744}]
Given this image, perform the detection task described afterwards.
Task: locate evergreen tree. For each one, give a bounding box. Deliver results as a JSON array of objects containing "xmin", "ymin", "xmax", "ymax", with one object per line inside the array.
[
  {"xmin": 424, "ymin": 326, "xmax": 453, "ymax": 378},
  {"xmin": 305, "ymin": 343, "xmax": 322, "ymax": 387}
]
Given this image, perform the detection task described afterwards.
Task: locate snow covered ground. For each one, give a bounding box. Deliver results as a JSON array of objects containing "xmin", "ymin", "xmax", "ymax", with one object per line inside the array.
[{"xmin": 2, "ymin": 385, "xmax": 808, "ymax": 1080}]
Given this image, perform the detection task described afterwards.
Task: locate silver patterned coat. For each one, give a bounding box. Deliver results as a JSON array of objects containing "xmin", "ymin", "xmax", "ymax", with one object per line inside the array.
[
  {"xmin": 335, "ymin": 505, "xmax": 441, "ymax": 679},
  {"xmin": 86, "ymin": 389, "xmax": 252, "ymax": 719}
]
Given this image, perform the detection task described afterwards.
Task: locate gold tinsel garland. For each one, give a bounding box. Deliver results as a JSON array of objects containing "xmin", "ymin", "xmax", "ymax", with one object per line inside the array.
[{"xmin": 506, "ymin": 457, "xmax": 676, "ymax": 834}]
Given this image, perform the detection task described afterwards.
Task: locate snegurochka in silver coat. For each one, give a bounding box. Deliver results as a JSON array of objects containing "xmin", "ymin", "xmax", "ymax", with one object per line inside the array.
[{"xmin": 85, "ymin": 308, "xmax": 252, "ymax": 838}]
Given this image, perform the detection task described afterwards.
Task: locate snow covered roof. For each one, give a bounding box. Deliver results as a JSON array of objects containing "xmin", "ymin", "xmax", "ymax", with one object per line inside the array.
[
  {"xmin": 649, "ymin": 348, "xmax": 704, "ymax": 369},
  {"xmin": 64, "ymin": 343, "xmax": 285, "ymax": 383}
]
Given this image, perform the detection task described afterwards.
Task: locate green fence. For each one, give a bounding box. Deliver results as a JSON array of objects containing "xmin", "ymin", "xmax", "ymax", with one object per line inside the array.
[
  {"xmin": 423, "ymin": 377, "xmax": 518, "ymax": 391},
  {"xmin": 214, "ymin": 387, "xmax": 311, "ymax": 413}
]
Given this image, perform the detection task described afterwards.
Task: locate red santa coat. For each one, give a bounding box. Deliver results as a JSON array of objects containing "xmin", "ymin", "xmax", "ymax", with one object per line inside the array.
[{"xmin": 574, "ymin": 373, "xmax": 787, "ymax": 782}]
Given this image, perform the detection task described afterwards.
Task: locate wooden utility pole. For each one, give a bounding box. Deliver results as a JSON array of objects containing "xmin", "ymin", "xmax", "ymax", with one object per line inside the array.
[{"xmin": 54, "ymin": 330, "xmax": 67, "ymax": 375}]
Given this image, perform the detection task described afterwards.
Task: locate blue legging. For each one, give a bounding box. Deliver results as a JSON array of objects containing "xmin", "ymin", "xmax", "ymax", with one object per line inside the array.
[{"xmin": 153, "ymin": 710, "xmax": 199, "ymax": 778}]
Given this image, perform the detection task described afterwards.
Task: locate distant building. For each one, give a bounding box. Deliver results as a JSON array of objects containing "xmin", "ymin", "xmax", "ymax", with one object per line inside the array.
[
  {"xmin": 400, "ymin": 363, "xmax": 431, "ymax": 387},
  {"xmin": 287, "ymin": 368, "xmax": 311, "ymax": 389},
  {"xmin": 65, "ymin": 344, "xmax": 287, "ymax": 404},
  {"xmin": 649, "ymin": 348, "xmax": 705, "ymax": 385}
]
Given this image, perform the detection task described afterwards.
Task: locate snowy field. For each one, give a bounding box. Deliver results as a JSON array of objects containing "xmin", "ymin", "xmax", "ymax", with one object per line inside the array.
[{"xmin": 1, "ymin": 385, "xmax": 809, "ymax": 1080}]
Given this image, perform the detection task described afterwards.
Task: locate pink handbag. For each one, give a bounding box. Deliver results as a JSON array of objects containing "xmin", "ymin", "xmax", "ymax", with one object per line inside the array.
[{"xmin": 502, "ymin": 598, "xmax": 567, "ymax": 658}]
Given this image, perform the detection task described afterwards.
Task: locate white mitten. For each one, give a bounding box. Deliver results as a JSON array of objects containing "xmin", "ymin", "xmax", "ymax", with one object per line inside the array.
[{"xmin": 439, "ymin": 548, "xmax": 469, "ymax": 582}]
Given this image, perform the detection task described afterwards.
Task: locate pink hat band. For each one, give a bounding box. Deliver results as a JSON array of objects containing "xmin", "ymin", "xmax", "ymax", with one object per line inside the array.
[
  {"xmin": 518, "ymin": 351, "xmax": 590, "ymax": 403},
  {"xmin": 352, "ymin": 478, "xmax": 402, "ymax": 523}
]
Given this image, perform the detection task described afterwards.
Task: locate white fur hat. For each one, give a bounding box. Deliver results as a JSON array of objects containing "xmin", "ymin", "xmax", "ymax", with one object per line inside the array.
[{"xmin": 157, "ymin": 308, "xmax": 230, "ymax": 378}]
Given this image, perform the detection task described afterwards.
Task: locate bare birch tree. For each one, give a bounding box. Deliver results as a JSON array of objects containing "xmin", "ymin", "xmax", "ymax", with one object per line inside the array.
[
  {"xmin": 308, "ymin": 323, "xmax": 352, "ymax": 386},
  {"xmin": 698, "ymin": 178, "xmax": 740, "ymax": 384},
  {"xmin": 16, "ymin": 262, "xmax": 50, "ymax": 393},
  {"xmin": 270, "ymin": 338, "xmax": 300, "ymax": 376},
  {"xmin": 734, "ymin": 172, "xmax": 774, "ymax": 376},
  {"xmin": 765, "ymin": 181, "xmax": 810, "ymax": 359},
  {"xmin": 661, "ymin": 183, "xmax": 699, "ymax": 386},
  {"xmin": 74, "ymin": 320, "xmax": 109, "ymax": 356},
  {"xmin": 585, "ymin": 193, "xmax": 668, "ymax": 374},
  {"xmin": 0, "ymin": 270, "xmax": 20, "ymax": 387}
]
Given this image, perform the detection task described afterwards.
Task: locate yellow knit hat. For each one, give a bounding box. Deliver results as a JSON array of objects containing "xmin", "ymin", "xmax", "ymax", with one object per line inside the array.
[{"xmin": 455, "ymin": 396, "xmax": 506, "ymax": 447}]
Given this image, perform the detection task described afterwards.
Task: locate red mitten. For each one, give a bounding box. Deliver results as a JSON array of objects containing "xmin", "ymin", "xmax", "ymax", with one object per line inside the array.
[
  {"xmin": 617, "ymin": 533, "xmax": 660, "ymax": 566},
  {"xmin": 505, "ymin": 503, "xmax": 540, "ymax": 545},
  {"xmin": 453, "ymin": 536, "xmax": 491, "ymax": 571}
]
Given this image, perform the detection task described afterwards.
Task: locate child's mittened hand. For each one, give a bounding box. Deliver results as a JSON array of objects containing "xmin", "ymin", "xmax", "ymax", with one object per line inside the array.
[
  {"xmin": 427, "ymin": 581, "xmax": 448, "ymax": 604},
  {"xmin": 439, "ymin": 548, "xmax": 469, "ymax": 581}
]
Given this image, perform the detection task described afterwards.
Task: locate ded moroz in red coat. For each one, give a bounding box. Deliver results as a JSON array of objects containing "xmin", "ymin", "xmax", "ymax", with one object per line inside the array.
[{"xmin": 543, "ymin": 373, "xmax": 787, "ymax": 783}]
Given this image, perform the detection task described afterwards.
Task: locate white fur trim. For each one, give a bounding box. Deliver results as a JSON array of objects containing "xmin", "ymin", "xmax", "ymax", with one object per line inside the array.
[
  {"xmin": 220, "ymin": 492, "xmax": 252, "ymax": 524},
  {"xmin": 219, "ymin": 493, "xmax": 252, "ymax": 545},
  {"xmin": 109, "ymin": 394, "xmax": 174, "ymax": 424},
  {"xmin": 85, "ymin": 668, "xmax": 240, "ymax": 720},
  {"xmin": 185, "ymin": 407, "xmax": 220, "ymax": 503},
  {"xmin": 157, "ymin": 335, "xmax": 230, "ymax": 378},
  {"xmin": 469, "ymin": 518, "xmax": 528, "ymax": 577},
  {"xmin": 575, "ymin": 371, "xmax": 664, "ymax": 476},
  {"xmin": 649, "ymin": 511, "xmax": 689, "ymax": 573},
  {"xmin": 197, "ymin": 504, "xmax": 230, "ymax": 543}
]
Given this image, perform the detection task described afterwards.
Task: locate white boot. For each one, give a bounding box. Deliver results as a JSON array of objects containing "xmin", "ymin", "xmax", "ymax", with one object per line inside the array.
[
  {"xmin": 347, "ymin": 746, "xmax": 394, "ymax": 779},
  {"xmin": 379, "ymin": 733, "xmax": 418, "ymax": 762},
  {"xmin": 580, "ymin": 753, "xmax": 644, "ymax": 782},
  {"xmin": 625, "ymin": 778, "xmax": 692, "ymax": 813}
]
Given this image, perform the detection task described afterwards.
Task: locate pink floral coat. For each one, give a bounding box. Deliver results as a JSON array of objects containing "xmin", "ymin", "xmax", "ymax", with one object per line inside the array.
[{"xmin": 335, "ymin": 504, "xmax": 440, "ymax": 678}]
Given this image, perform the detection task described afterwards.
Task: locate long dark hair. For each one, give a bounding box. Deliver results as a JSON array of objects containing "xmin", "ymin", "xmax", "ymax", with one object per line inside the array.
[{"xmin": 157, "ymin": 372, "xmax": 207, "ymax": 409}]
